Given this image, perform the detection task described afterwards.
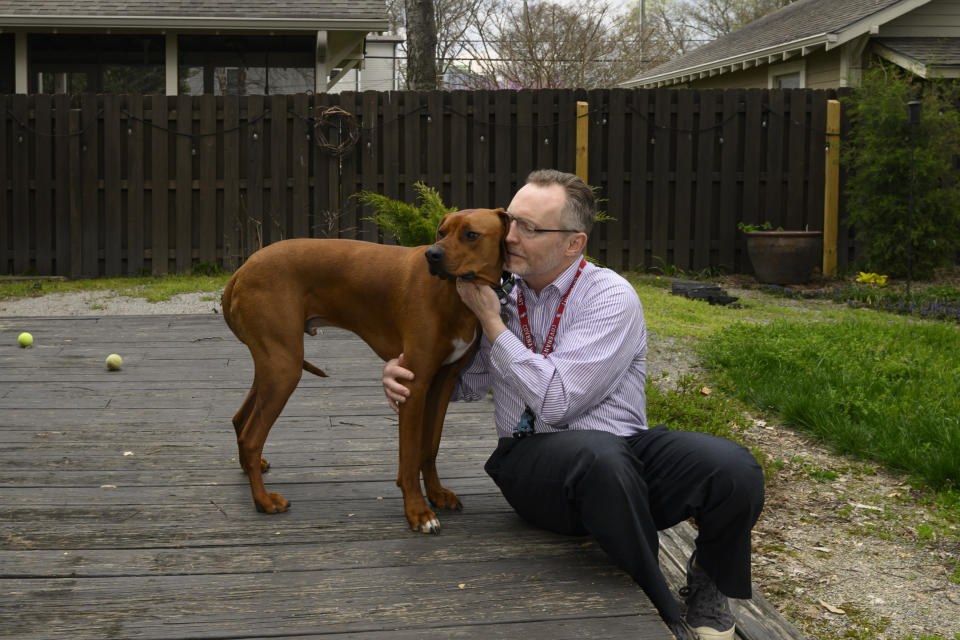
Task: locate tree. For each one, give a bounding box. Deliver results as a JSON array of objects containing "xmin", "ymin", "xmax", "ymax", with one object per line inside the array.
[
  {"xmin": 461, "ymin": 0, "xmax": 649, "ymax": 89},
  {"xmin": 404, "ymin": 0, "xmax": 439, "ymax": 89}
]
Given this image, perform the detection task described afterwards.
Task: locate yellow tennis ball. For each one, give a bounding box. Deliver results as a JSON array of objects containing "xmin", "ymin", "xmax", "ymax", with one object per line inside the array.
[
  {"xmin": 106, "ymin": 354, "xmax": 123, "ymax": 370},
  {"xmin": 18, "ymin": 332, "xmax": 33, "ymax": 347}
]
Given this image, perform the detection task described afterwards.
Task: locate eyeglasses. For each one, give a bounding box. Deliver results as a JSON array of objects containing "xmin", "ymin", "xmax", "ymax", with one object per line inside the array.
[{"xmin": 505, "ymin": 212, "xmax": 581, "ymax": 239}]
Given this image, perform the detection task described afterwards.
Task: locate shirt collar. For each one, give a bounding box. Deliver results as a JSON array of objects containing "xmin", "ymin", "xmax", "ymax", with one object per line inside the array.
[{"xmin": 515, "ymin": 255, "xmax": 588, "ymax": 299}]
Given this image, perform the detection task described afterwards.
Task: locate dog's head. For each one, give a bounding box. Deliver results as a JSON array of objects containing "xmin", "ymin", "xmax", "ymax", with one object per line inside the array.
[{"xmin": 424, "ymin": 208, "xmax": 509, "ymax": 287}]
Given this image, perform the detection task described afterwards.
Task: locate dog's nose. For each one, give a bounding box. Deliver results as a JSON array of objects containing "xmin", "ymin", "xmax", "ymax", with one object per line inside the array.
[{"xmin": 425, "ymin": 247, "xmax": 444, "ymax": 264}]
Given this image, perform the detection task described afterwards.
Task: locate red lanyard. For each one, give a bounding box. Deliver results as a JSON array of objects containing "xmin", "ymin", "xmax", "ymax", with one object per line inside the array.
[{"xmin": 516, "ymin": 257, "xmax": 586, "ymax": 356}]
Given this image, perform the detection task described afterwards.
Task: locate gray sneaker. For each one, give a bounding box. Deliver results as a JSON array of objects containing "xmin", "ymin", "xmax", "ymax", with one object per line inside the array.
[
  {"xmin": 667, "ymin": 619, "xmax": 699, "ymax": 640},
  {"xmin": 680, "ymin": 552, "xmax": 736, "ymax": 640}
]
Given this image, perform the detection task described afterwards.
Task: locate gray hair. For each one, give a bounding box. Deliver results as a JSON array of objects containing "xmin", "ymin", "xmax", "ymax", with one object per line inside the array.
[{"xmin": 525, "ymin": 169, "xmax": 595, "ymax": 235}]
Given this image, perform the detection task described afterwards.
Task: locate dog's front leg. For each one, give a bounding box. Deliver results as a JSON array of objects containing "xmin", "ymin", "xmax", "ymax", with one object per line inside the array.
[
  {"xmin": 420, "ymin": 362, "xmax": 464, "ymax": 512},
  {"xmin": 397, "ymin": 382, "xmax": 441, "ymax": 534}
]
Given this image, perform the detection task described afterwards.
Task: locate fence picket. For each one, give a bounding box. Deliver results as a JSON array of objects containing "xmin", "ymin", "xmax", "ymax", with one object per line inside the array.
[
  {"xmin": 103, "ymin": 94, "xmax": 123, "ymax": 276},
  {"xmin": 198, "ymin": 94, "xmax": 217, "ymax": 265},
  {"xmin": 81, "ymin": 94, "xmax": 99, "ymax": 276},
  {"xmin": 694, "ymin": 90, "xmax": 718, "ymax": 270},
  {"xmin": 126, "ymin": 94, "xmax": 145, "ymax": 275},
  {"xmin": 34, "ymin": 94, "xmax": 54, "ymax": 274},
  {"xmin": 0, "ymin": 95, "xmax": 9, "ymax": 274},
  {"xmin": 222, "ymin": 95, "xmax": 241, "ymax": 270},
  {"xmin": 150, "ymin": 95, "xmax": 169, "ymax": 275},
  {"xmin": 12, "ymin": 94, "xmax": 29, "ymax": 274}
]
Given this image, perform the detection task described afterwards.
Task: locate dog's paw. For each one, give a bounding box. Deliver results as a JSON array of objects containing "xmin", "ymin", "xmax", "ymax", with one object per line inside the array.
[
  {"xmin": 254, "ymin": 493, "xmax": 289, "ymax": 514},
  {"xmin": 413, "ymin": 517, "xmax": 442, "ymax": 535},
  {"xmin": 427, "ymin": 487, "xmax": 462, "ymax": 512}
]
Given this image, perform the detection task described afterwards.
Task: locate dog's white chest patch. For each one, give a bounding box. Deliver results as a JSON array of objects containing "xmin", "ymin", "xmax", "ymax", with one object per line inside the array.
[{"xmin": 442, "ymin": 334, "xmax": 476, "ymax": 365}]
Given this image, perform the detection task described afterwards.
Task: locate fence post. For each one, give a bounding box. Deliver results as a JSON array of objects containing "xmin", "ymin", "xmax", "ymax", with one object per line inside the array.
[
  {"xmin": 823, "ymin": 99, "xmax": 841, "ymax": 276},
  {"xmin": 576, "ymin": 101, "xmax": 588, "ymax": 184}
]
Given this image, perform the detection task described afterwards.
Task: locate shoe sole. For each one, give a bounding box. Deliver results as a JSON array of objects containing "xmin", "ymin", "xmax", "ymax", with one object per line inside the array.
[{"xmin": 692, "ymin": 625, "xmax": 735, "ymax": 640}]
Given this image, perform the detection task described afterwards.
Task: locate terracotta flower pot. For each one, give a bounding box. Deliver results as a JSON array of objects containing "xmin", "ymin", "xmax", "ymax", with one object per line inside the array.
[{"xmin": 744, "ymin": 231, "xmax": 823, "ymax": 285}]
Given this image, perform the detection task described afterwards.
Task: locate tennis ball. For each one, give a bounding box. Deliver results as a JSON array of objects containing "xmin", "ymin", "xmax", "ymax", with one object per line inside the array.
[
  {"xmin": 106, "ymin": 353, "xmax": 123, "ymax": 371},
  {"xmin": 18, "ymin": 332, "xmax": 33, "ymax": 347}
]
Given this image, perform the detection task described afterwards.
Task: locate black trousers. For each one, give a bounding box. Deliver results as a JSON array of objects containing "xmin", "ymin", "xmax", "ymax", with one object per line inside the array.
[{"xmin": 483, "ymin": 425, "xmax": 765, "ymax": 623}]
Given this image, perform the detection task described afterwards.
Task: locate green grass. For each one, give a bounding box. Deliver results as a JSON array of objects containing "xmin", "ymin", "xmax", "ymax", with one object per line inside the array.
[
  {"xmin": 698, "ymin": 316, "xmax": 960, "ymax": 491},
  {"xmin": 0, "ymin": 273, "xmax": 231, "ymax": 303}
]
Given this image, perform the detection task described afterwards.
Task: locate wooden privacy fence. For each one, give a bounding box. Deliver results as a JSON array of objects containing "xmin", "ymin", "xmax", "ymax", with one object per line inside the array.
[{"xmin": 0, "ymin": 88, "xmax": 852, "ymax": 278}]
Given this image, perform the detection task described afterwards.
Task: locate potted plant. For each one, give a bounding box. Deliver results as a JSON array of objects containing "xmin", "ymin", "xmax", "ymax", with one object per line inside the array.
[{"xmin": 739, "ymin": 222, "xmax": 822, "ymax": 285}]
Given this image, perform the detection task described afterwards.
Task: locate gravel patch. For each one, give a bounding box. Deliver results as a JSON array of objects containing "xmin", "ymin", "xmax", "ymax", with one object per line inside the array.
[{"xmin": 0, "ymin": 290, "xmax": 223, "ymax": 317}]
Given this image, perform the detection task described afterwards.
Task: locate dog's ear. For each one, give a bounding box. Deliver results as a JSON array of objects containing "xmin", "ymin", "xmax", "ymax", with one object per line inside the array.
[
  {"xmin": 435, "ymin": 213, "xmax": 451, "ymax": 242},
  {"xmin": 494, "ymin": 208, "xmax": 510, "ymax": 266}
]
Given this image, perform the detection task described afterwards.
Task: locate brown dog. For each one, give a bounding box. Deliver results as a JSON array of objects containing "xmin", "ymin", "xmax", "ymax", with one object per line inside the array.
[{"xmin": 221, "ymin": 208, "xmax": 509, "ymax": 533}]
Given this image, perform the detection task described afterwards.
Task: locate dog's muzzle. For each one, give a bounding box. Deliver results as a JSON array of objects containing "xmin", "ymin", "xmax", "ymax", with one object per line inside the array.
[
  {"xmin": 425, "ymin": 246, "xmax": 445, "ymax": 276},
  {"xmin": 426, "ymin": 246, "xmax": 477, "ymax": 280}
]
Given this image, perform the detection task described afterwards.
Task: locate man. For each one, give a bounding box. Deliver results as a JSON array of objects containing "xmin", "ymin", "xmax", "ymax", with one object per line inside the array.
[{"xmin": 383, "ymin": 169, "xmax": 764, "ymax": 640}]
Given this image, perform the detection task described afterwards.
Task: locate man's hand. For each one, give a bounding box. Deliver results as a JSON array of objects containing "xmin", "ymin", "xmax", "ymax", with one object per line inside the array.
[
  {"xmin": 456, "ymin": 278, "xmax": 507, "ymax": 343},
  {"xmin": 383, "ymin": 353, "xmax": 414, "ymax": 414}
]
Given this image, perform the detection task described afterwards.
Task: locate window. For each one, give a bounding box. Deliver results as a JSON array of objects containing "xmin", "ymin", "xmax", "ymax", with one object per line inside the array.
[
  {"xmin": 29, "ymin": 34, "xmax": 165, "ymax": 94},
  {"xmin": 178, "ymin": 35, "xmax": 314, "ymax": 95},
  {"xmin": 767, "ymin": 60, "xmax": 805, "ymax": 89}
]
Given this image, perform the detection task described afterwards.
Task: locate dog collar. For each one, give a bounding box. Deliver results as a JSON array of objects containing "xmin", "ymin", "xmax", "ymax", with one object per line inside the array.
[{"xmin": 492, "ymin": 271, "xmax": 515, "ymax": 303}]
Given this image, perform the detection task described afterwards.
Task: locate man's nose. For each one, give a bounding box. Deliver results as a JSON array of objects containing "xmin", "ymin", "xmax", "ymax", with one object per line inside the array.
[{"xmin": 505, "ymin": 221, "xmax": 522, "ymax": 244}]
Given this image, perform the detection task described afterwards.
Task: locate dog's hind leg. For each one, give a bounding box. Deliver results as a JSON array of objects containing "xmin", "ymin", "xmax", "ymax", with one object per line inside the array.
[
  {"xmin": 233, "ymin": 380, "xmax": 270, "ymax": 474},
  {"xmin": 237, "ymin": 353, "xmax": 302, "ymax": 514}
]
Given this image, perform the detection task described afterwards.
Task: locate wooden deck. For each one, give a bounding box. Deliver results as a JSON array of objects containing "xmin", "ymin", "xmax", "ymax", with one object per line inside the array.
[{"xmin": 0, "ymin": 314, "xmax": 803, "ymax": 640}]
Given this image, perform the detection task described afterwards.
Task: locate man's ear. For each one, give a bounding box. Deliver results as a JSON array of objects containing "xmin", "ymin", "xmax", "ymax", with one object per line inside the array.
[{"xmin": 566, "ymin": 231, "xmax": 588, "ymax": 257}]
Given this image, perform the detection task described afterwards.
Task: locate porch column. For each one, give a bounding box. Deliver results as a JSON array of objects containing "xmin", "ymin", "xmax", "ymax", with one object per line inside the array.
[
  {"xmin": 315, "ymin": 30, "xmax": 328, "ymax": 93},
  {"xmin": 14, "ymin": 31, "xmax": 27, "ymax": 94},
  {"xmin": 165, "ymin": 33, "xmax": 178, "ymax": 95}
]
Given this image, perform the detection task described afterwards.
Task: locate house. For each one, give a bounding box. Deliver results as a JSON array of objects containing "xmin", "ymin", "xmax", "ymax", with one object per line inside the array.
[
  {"xmin": 0, "ymin": 0, "xmax": 392, "ymax": 95},
  {"xmin": 326, "ymin": 34, "xmax": 403, "ymax": 94},
  {"xmin": 622, "ymin": 0, "xmax": 960, "ymax": 89}
]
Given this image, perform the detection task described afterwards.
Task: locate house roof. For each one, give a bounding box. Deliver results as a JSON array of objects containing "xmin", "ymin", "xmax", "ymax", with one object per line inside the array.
[
  {"xmin": 623, "ymin": 0, "xmax": 930, "ymax": 87},
  {"xmin": 873, "ymin": 37, "xmax": 960, "ymax": 77},
  {"xmin": 0, "ymin": 0, "xmax": 389, "ymax": 31}
]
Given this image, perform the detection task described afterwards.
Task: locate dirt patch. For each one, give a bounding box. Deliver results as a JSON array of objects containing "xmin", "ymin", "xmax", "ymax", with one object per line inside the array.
[{"xmin": 741, "ymin": 416, "xmax": 960, "ymax": 639}]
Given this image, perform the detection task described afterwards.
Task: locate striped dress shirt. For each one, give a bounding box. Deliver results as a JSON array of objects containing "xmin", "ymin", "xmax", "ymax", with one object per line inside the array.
[{"xmin": 452, "ymin": 257, "xmax": 648, "ymax": 439}]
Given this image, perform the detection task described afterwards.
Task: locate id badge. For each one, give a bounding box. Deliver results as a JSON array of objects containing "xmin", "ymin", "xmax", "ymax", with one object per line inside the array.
[{"xmin": 512, "ymin": 406, "xmax": 536, "ymax": 439}]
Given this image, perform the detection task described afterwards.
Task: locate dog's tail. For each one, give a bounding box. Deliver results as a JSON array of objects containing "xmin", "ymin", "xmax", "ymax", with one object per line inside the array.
[{"xmin": 303, "ymin": 360, "xmax": 328, "ymax": 377}]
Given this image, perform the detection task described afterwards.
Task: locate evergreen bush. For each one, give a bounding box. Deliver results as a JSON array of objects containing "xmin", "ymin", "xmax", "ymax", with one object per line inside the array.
[
  {"xmin": 841, "ymin": 63, "xmax": 960, "ymax": 278},
  {"xmin": 354, "ymin": 182, "xmax": 456, "ymax": 247}
]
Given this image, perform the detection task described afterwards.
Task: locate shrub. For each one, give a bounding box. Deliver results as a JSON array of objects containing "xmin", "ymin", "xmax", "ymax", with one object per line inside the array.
[
  {"xmin": 841, "ymin": 63, "xmax": 960, "ymax": 278},
  {"xmin": 354, "ymin": 182, "xmax": 456, "ymax": 247}
]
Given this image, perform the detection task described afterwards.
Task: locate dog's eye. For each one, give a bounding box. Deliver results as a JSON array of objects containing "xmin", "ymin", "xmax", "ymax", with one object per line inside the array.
[
  {"xmin": 465, "ymin": 230, "xmax": 480, "ymax": 240},
  {"xmin": 437, "ymin": 228, "xmax": 446, "ymax": 239}
]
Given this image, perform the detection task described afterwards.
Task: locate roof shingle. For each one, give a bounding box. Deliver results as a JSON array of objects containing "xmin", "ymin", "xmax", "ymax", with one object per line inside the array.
[
  {"xmin": 0, "ymin": 0, "xmax": 388, "ymax": 22},
  {"xmin": 626, "ymin": 0, "xmax": 907, "ymax": 84}
]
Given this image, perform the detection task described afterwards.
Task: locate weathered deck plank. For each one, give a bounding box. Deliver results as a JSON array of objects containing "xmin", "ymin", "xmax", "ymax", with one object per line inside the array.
[{"xmin": 1, "ymin": 314, "xmax": 671, "ymax": 639}]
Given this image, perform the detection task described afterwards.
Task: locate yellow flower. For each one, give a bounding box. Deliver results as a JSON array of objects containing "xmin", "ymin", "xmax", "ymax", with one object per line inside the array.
[{"xmin": 856, "ymin": 272, "xmax": 888, "ymax": 286}]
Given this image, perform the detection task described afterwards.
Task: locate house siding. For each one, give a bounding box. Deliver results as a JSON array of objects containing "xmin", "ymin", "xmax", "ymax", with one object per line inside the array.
[
  {"xmin": 685, "ymin": 65, "xmax": 768, "ymax": 89},
  {"xmin": 879, "ymin": 0, "xmax": 960, "ymax": 37},
  {"xmin": 805, "ymin": 48, "xmax": 842, "ymax": 89}
]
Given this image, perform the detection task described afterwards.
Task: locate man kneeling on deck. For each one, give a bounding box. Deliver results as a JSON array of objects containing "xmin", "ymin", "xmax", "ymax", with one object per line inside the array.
[{"xmin": 383, "ymin": 169, "xmax": 765, "ymax": 639}]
